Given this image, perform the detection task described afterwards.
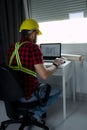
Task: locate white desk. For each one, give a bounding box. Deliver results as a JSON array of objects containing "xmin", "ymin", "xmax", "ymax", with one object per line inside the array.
[{"xmin": 44, "ymin": 61, "xmax": 75, "ymax": 119}]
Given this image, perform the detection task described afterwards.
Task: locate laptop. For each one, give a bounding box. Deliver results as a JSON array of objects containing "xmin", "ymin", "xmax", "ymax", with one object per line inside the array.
[{"xmin": 40, "ymin": 43, "xmax": 61, "ymax": 62}]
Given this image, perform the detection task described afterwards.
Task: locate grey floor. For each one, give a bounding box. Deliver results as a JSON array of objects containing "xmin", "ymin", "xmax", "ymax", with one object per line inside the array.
[{"xmin": 0, "ymin": 98, "xmax": 87, "ymax": 130}]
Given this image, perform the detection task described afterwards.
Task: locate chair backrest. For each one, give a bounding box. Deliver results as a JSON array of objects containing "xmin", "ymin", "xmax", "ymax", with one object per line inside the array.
[{"xmin": 0, "ymin": 66, "xmax": 24, "ymax": 102}]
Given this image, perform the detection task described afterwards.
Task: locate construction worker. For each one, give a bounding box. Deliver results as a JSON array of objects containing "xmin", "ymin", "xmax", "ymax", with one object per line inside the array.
[{"xmin": 8, "ymin": 19, "xmax": 63, "ymax": 122}]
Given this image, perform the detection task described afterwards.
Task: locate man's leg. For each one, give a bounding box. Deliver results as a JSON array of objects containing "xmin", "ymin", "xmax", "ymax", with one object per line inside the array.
[
  {"xmin": 19, "ymin": 87, "xmax": 61, "ymax": 120},
  {"xmin": 32, "ymin": 87, "xmax": 61, "ymax": 120}
]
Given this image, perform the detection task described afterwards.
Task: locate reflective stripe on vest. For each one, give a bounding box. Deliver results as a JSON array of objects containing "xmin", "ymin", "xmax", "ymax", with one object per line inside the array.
[{"xmin": 9, "ymin": 41, "xmax": 37, "ymax": 77}]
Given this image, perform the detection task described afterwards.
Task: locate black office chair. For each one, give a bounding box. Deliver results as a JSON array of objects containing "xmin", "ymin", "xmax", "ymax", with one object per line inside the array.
[{"xmin": 0, "ymin": 65, "xmax": 49, "ymax": 130}]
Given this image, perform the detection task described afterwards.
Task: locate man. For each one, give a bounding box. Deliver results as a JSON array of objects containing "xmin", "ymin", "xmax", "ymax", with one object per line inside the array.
[{"xmin": 8, "ymin": 19, "xmax": 64, "ymax": 121}]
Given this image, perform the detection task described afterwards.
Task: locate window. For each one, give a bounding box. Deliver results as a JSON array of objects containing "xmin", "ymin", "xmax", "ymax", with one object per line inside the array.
[{"xmin": 37, "ymin": 18, "xmax": 87, "ymax": 44}]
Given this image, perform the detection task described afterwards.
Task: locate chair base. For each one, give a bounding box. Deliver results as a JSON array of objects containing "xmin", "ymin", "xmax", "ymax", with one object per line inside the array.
[{"xmin": 0, "ymin": 116, "xmax": 49, "ymax": 130}]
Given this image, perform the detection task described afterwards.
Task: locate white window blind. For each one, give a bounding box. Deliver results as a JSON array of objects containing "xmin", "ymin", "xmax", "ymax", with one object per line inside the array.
[{"xmin": 29, "ymin": 0, "xmax": 87, "ymax": 22}]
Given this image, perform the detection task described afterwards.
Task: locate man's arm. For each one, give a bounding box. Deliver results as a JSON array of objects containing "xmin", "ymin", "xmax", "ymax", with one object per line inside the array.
[
  {"xmin": 35, "ymin": 63, "xmax": 57, "ymax": 80},
  {"xmin": 34, "ymin": 58, "xmax": 64, "ymax": 80}
]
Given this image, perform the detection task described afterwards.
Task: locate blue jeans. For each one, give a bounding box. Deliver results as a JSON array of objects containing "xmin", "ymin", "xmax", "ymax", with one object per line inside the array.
[{"xmin": 19, "ymin": 87, "xmax": 61, "ymax": 120}]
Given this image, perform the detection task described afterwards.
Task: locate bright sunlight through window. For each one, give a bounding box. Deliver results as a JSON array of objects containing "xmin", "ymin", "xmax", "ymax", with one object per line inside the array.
[{"xmin": 37, "ymin": 18, "xmax": 87, "ymax": 44}]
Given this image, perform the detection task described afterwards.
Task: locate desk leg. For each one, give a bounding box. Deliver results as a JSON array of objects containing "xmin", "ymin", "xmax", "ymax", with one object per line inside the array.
[
  {"xmin": 62, "ymin": 71, "xmax": 66, "ymax": 120},
  {"xmin": 72, "ymin": 74, "xmax": 76, "ymax": 103},
  {"xmin": 72, "ymin": 62, "xmax": 76, "ymax": 103}
]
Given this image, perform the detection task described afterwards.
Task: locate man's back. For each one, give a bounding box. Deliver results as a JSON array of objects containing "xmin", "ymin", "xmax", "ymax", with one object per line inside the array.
[{"xmin": 8, "ymin": 41, "xmax": 43, "ymax": 99}]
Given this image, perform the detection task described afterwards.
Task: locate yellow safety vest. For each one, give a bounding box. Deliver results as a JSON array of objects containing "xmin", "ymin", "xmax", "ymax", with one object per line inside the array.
[{"xmin": 9, "ymin": 41, "xmax": 37, "ymax": 77}]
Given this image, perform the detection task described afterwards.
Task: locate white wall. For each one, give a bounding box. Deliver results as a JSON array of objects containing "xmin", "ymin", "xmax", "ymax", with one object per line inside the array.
[
  {"xmin": 0, "ymin": 101, "xmax": 8, "ymax": 125},
  {"xmin": 62, "ymin": 43, "xmax": 87, "ymax": 94}
]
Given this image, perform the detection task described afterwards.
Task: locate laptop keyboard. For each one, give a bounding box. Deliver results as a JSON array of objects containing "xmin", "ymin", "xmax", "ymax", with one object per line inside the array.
[{"xmin": 44, "ymin": 60, "xmax": 54, "ymax": 63}]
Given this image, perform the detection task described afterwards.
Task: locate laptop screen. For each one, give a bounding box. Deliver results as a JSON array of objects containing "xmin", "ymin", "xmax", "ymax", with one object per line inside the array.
[{"xmin": 40, "ymin": 43, "xmax": 61, "ymax": 60}]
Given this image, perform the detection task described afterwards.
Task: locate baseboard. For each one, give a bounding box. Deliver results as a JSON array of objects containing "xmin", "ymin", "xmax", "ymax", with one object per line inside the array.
[{"xmin": 76, "ymin": 92, "xmax": 87, "ymax": 101}]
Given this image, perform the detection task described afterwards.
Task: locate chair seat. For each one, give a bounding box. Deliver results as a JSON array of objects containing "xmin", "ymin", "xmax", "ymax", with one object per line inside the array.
[{"xmin": 0, "ymin": 66, "xmax": 49, "ymax": 130}]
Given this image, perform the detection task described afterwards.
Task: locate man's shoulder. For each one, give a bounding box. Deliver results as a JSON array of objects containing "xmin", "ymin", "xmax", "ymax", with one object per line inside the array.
[{"xmin": 28, "ymin": 43, "xmax": 39, "ymax": 50}]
